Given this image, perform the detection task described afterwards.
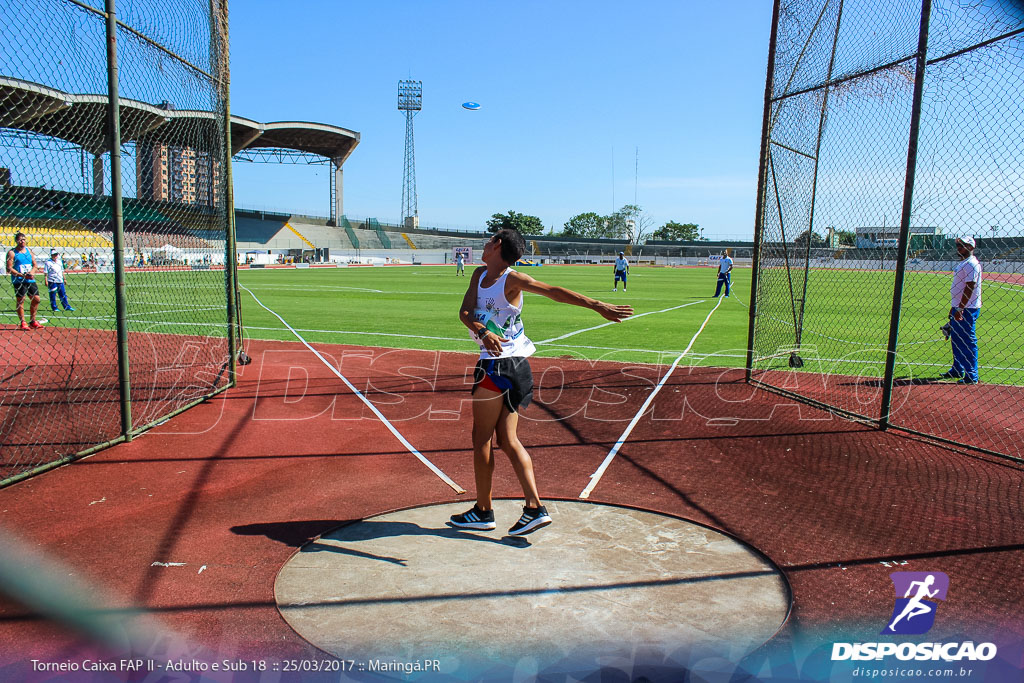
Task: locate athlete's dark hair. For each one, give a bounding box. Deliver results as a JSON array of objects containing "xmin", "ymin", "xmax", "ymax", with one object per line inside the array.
[
  {"xmin": 15, "ymin": 232, "xmax": 26, "ymax": 241},
  {"xmin": 493, "ymin": 228, "xmax": 526, "ymax": 265}
]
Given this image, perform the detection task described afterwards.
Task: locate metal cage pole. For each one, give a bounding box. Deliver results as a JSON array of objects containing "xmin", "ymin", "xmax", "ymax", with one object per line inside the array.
[
  {"xmin": 880, "ymin": 0, "xmax": 933, "ymax": 429},
  {"xmin": 211, "ymin": 0, "xmax": 238, "ymax": 382},
  {"xmin": 104, "ymin": 0, "xmax": 133, "ymax": 439},
  {"xmin": 746, "ymin": 0, "xmax": 782, "ymax": 382},
  {"xmin": 795, "ymin": 0, "xmax": 844, "ymax": 359}
]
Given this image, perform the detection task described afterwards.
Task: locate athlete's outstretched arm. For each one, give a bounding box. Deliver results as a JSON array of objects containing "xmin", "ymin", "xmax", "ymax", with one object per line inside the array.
[{"xmin": 510, "ymin": 271, "xmax": 633, "ymax": 323}]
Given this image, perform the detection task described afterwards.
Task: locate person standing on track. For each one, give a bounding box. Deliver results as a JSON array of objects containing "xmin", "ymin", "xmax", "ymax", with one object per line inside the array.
[
  {"xmin": 714, "ymin": 248, "xmax": 733, "ymax": 298},
  {"xmin": 455, "ymin": 250, "xmax": 465, "ymax": 276},
  {"xmin": 43, "ymin": 250, "xmax": 74, "ymax": 312},
  {"xmin": 940, "ymin": 236, "xmax": 982, "ymax": 385},
  {"xmin": 6, "ymin": 232, "xmax": 44, "ymax": 330},
  {"xmin": 613, "ymin": 251, "xmax": 629, "ymax": 291},
  {"xmin": 450, "ymin": 228, "xmax": 633, "ymax": 536}
]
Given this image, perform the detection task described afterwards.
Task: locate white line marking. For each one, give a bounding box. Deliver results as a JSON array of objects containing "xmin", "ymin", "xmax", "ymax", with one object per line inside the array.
[
  {"xmin": 580, "ymin": 296, "xmax": 726, "ymax": 500},
  {"xmin": 150, "ymin": 562, "xmax": 186, "ymax": 567},
  {"xmin": 988, "ymin": 282, "xmax": 1024, "ymax": 294},
  {"xmin": 536, "ymin": 301, "xmax": 705, "ymax": 345},
  {"xmin": 240, "ymin": 285, "xmax": 465, "ymax": 494},
  {"xmin": 243, "ymin": 284, "xmax": 384, "ymax": 293},
  {"xmin": 242, "ymin": 325, "xmax": 467, "ymax": 343}
]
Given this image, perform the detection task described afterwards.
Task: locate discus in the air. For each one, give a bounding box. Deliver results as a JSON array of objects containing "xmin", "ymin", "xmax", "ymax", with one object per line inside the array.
[{"xmin": 462, "ymin": 102, "xmax": 481, "ymax": 110}]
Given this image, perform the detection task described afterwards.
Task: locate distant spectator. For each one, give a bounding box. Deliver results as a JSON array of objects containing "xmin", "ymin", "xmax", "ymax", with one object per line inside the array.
[
  {"xmin": 613, "ymin": 251, "xmax": 629, "ymax": 291},
  {"xmin": 714, "ymin": 248, "xmax": 734, "ymax": 298},
  {"xmin": 43, "ymin": 250, "xmax": 74, "ymax": 312},
  {"xmin": 940, "ymin": 236, "xmax": 982, "ymax": 384},
  {"xmin": 455, "ymin": 251, "xmax": 466, "ymax": 276},
  {"xmin": 6, "ymin": 232, "xmax": 44, "ymax": 330}
]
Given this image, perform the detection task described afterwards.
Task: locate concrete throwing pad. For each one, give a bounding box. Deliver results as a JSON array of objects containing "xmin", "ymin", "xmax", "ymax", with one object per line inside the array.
[{"xmin": 275, "ymin": 501, "xmax": 789, "ymax": 677}]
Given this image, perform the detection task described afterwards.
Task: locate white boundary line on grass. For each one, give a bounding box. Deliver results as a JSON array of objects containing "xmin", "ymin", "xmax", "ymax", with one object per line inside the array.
[
  {"xmin": 244, "ymin": 325, "xmax": 466, "ymax": 343},
  {"xmin": 239, "ymin": 284, "xmax": 465, "ymax": 494},
  {"xmin": 579, "ymin": 295, "xmax": 726, "ymax": 499},
  {"xmin": 536, "ymin": 301, "xmax": 705, "ymax": 345},
  {"xmin": 243, "ymin": 284, "xmax": 385, "ymax": 293}
]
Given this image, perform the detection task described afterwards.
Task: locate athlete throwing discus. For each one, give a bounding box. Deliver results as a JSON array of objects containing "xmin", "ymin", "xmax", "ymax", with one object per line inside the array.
[{"xmin": 449, "ymin": 228, "xmax": 633, "ymax": 536}]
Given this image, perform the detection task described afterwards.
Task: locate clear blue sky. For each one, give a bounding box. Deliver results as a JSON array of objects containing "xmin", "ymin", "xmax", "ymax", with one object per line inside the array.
[{"xmin": 228, "ymin": 1, "xmax": 774, "ymax": 239}]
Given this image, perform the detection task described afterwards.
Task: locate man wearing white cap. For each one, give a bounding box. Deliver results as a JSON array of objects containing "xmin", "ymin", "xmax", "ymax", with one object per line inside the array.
[
  {"xmin": 43, "ymin": 250, "xmax": 74, "ymax": 312},
  {"xmin": 940, "ymin": 236, "xmax": 981, "ymax": 384}
]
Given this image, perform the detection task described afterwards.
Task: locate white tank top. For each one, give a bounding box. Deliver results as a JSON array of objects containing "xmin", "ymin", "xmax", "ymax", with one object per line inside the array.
[{"xmin": 472, "ymin": 267, "xmax": 536, "ymax": 359}]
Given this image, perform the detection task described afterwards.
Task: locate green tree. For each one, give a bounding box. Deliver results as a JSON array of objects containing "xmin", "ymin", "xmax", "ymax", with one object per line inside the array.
[
  {"xmin": 837, "ymin": 229, "xmax": 856, "ymax": 246},
  {"xmin": 561, "ymin": 212, "xmax": 607, "ymax": 238},
  {"xmin": 794, "ymin": 229, "xmax": 826, "ymax": 246},
  {"xmin": 607, "ymin": 204, "xmax": 653, "ymax": 243},
  {"xmin": 651, "ymin": 221, "xmax": 701, "ymax": 241},
  {"xmin": 486, "ymin": 210, "xmax": 545, "ymax": 236}
]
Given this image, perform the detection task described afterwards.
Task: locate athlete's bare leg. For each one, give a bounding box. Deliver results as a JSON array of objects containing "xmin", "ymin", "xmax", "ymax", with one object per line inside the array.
[
  {"xmin": 494, "ymin": 407, "xmax": 541, "ymax": 508},
  {"xmin": 470, "ymin": 387, "xmax": 505, "ymax": 510}
]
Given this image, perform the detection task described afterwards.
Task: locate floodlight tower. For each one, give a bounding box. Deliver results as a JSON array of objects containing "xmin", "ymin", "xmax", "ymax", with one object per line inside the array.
[{"xmin": 398, "ymin": 80, "xmax": 422, "ymax": 229}]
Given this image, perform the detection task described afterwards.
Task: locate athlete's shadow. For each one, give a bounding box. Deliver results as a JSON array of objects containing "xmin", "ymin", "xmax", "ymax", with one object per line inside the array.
[{"xmin": 232, "ymin": 519, "xmax": 529, "ymax": 566}]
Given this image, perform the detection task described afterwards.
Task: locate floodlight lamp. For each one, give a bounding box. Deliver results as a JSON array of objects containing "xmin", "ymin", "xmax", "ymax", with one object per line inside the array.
[{"xmin": 397, "ymin": 80, "xmax": 422, "ymax": 111}]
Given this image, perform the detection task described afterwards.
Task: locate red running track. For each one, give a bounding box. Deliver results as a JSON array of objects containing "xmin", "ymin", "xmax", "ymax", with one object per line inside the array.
[{"xmin": 0, "ymin": 338, "xmax": 1021, "ymax": 677}]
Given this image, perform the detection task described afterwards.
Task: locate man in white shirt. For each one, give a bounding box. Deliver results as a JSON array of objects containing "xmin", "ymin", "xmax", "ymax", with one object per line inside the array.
[
  {"xmin": 613, "ymin": 251, "xmax": 629, "ymax": 291},
  {"xmin": 43, "ymin": 250, "xmax": 74, "ymax": 312},
  {"xmin": 940, "ymin": 236, "xmax": 981, "ymax": 384},
  {"xmin": 714, "ymin": 248, "xmax": 734, "ymax": 298}
]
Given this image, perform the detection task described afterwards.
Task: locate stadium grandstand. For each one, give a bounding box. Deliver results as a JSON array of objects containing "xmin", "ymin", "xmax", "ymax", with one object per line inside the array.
[
  {"xmin": 228, "ymin": 207, "xmax": 760, "ymax": 267},
  {"xmin": 1, "ymin": 184, "xmax": 220, "ymax": 265}
]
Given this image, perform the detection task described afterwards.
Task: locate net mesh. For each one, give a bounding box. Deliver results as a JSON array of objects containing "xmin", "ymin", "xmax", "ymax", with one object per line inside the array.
[
  {"xmin": 750, "ymin": 0, "xmax": 1024, "ymax": 460},
  {"xmin": 1, "ymin": 0, "xmax": 232, "ymax": 484}
]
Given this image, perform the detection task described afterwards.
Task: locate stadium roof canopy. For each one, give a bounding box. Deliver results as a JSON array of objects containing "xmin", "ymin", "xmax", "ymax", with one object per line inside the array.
[{"xmin": 0, "ymin": 76, "xmax": 359, "ymax": 164}]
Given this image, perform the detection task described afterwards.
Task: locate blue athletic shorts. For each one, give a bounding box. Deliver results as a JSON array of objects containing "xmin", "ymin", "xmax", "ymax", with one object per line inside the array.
[{"xmin": 472, "ymin": 357, "xmax": 534, "ymax": 412}]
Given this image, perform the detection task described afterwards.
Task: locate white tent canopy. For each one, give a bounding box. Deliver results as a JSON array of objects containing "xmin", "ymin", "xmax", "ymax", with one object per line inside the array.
[{"xmin": 153, "ymin": 244, "xmax": 185, "ymax": 258}]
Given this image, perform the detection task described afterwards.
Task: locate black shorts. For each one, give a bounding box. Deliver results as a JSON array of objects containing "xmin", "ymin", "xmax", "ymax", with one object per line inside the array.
[
  {"xmin": 13, "ymin": 279, "xmax": 39, "ymax": 298},
  {"xmin": 472, "ymin": 356, "xmax": 534, "ymax": 413}
]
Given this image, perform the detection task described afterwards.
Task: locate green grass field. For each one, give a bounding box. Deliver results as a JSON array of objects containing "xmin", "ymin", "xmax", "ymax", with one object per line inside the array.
[
  {"xmin": 14, "ymin": 264, "xmax": 1023, "ymax": 384},
  {"xmin": 235, "ymin": 265, "xmax": 753, "ymax": 366},
  {"xmin": 755, "ymin": 266, "xmax": 1024, "ymax": 385}
]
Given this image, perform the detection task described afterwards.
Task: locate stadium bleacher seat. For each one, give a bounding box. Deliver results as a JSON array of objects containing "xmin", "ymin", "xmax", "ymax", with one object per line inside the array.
[{"xmin": 2, "ymin": 226, "xmax": 113, "ymax": 249}]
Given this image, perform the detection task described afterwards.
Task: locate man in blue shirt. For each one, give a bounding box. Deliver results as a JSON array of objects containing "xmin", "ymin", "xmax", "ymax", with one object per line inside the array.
[
  {"xmin": 714, "ymin": 249, "xmax": 733, "ymax": 298},
  {"xmin": 6, "ymin": 232, "xmax": 44, "ymax": 330},
  {"xmin": 613, "ymin": 251, "xmax": 629, "ymax": 292}
]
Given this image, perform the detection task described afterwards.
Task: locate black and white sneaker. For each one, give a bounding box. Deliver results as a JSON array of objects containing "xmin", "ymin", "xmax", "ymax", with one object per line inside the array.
[
  {"xmin": 449, "ymin": 505, "xmax": 496, "ymax": 530},
  {"xmin": 508, "ymin": 505, "xmax": 551, "ymax": 536}
]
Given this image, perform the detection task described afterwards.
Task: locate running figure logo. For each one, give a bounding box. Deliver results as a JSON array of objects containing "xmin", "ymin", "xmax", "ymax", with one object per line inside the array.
[{"xmin": 882, "ymin": 572, "xmax": 949, "ymax": 635}]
